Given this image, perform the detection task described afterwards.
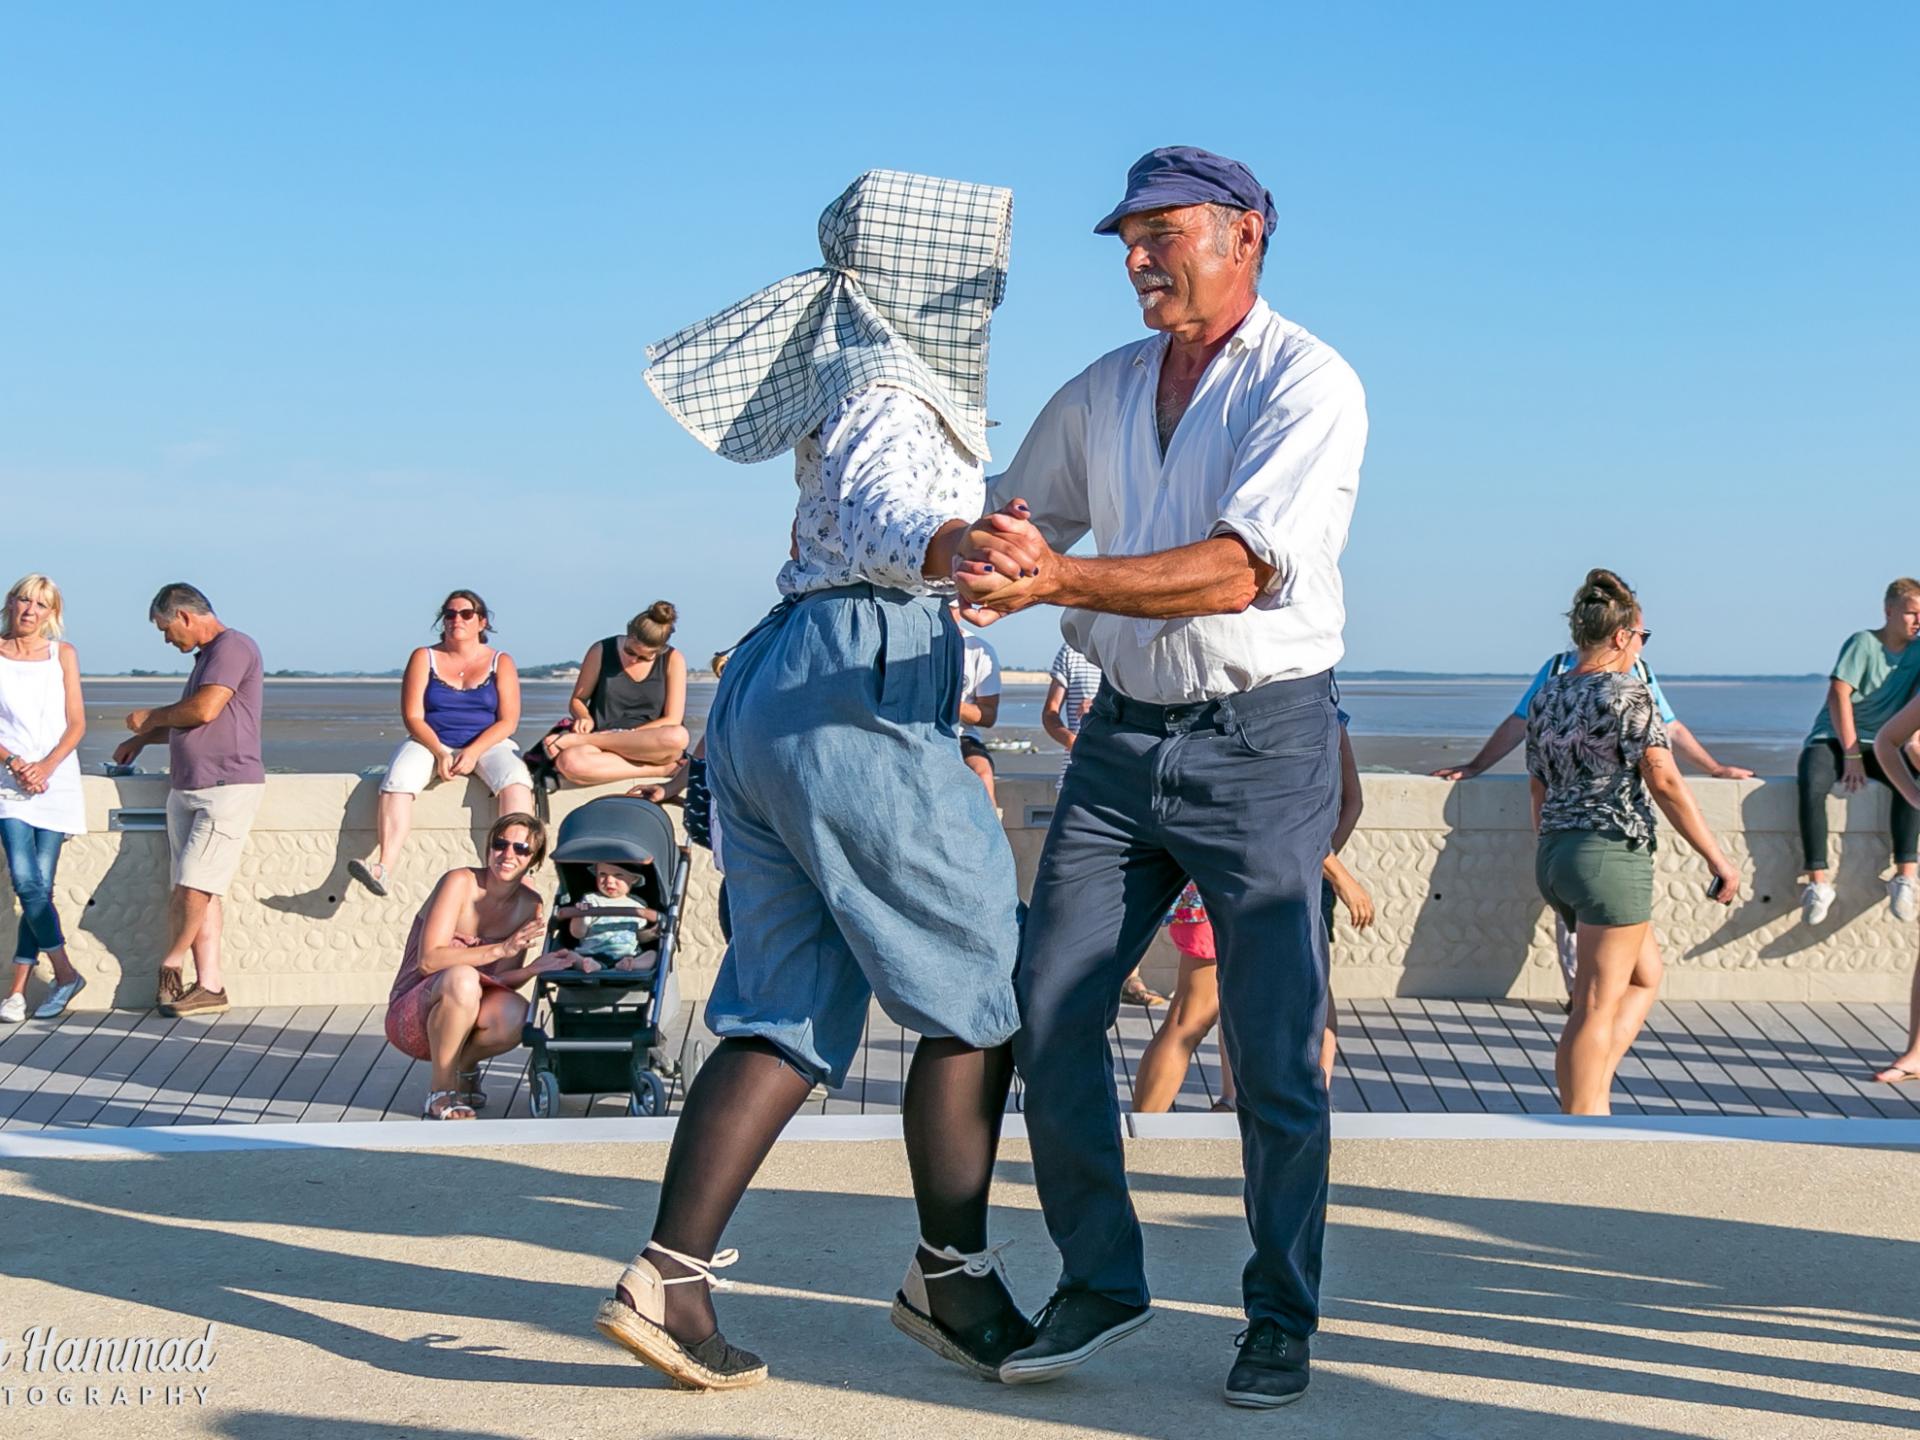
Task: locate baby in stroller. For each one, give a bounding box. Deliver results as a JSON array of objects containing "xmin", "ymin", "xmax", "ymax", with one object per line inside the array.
[{"xmin": 547, "ymin": 862, "xmax": 660, "ymax": 973}]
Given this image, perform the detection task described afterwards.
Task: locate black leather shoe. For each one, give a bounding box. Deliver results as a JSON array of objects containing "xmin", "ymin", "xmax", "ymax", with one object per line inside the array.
[
  {"xmin": 1224, "ymin": 1320, "xmax": 1309, "ymax": 1408},
  {"xmin": 998, "ymin": 1291, "xmax": 1151, "ymax": 1385}
]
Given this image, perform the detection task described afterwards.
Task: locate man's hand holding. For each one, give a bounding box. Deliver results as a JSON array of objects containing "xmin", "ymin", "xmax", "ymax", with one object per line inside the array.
[{"xmin": 951, "ymin": 499, "xmax": 1054, "ymax": 624}]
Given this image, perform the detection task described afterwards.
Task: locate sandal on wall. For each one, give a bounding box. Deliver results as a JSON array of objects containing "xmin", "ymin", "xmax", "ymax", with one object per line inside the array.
[
  {"xmin": 422, "ymin": 1090, "xmax": 476, "ymax": 1121},
  {"xmin": 348, "ymin": 859, "xmax": 389, "ymax": 897}
]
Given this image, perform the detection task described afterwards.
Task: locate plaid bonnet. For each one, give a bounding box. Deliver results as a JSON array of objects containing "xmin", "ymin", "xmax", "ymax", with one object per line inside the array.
[{"xmin": 644, "ymin": 170, "xmax": 1013, "ymax": 464}]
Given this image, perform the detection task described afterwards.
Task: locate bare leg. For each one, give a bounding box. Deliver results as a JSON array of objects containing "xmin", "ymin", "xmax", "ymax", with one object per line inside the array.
[
  {"xmin": 555, "ymin": 745, "xmax": 680, "ymax": 786},
  {"xmin": 375, "ymin": 790, "xmax": 413, "ymax": 873},
  {"xmin": 556, "ymin": 726, "xmax": 691, "ymax": 786},
  {"xmin": 902, "ymin": 1036, "xmax": 1019, "ymax": 1331},
  {"xmin": 1132, "ymin": 954, "xmax": 1219, "ymax": 1112},
  {"xmin": 643, "ymin": 1038, "xmax": 812, "ymax": 1344},
  {"xmin": 497, "ymin": 782, "xmax": 533, "ymax": 819},
  {"xmin": 1873, "ymin": 954, "xmax": 1920, "ymax": 1082},
  {"xmin": 424, "ymin": 968, "xmax": 484, "ymax": 1095},
  {"xmin": 190, "ymin": 894, "xmax": 225, "ymax": 993},
  {"xmin": 963, "ymin": 754, "xmax": 998, "ymax": 809},
  {"xmin": 456, "ymin": 992, "xmax": 528, "ymax": 1071},
  {"xmin": 1556, "ymin": 920, "xmax": 1652, "ymax": 1115},
  {"xmin": 41, "ymin": 945, "xmax": 78, "ymax": 987},
  {"xmin": 161, "ymin": 886, "xmax": 213, "ymax": 986},
  {"xmin": 1608, "ymin": 929, "xmax": 1664, "ymax": 1071},
  {"xmin": 5, "ymin": 960, "xmax": 27, "ymax": 1000},
  {"xmin": 1319, "ymin": 1000, "xmax": 1339, "ymax": 1091}
]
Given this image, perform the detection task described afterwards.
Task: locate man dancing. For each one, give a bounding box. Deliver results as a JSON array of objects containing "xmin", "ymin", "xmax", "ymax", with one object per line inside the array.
[{"xmin": 956, "ymin": 146, "xmax": 1367, "ymax": 1408}]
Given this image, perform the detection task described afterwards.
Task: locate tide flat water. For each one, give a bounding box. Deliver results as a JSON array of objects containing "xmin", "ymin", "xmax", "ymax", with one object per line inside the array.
[{"xmin": 77, "ymin": 675, "xmax": 1830, "ymax": 781}]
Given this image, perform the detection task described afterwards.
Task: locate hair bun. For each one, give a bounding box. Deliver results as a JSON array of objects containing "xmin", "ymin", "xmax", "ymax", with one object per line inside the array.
[
  {"xmin": 648, "ymin": 600, "xmax": 677, "ymax": 626},
  {"xmin": 1566, "ymin": 568, "xmax": 1639, "ymax": 650}
]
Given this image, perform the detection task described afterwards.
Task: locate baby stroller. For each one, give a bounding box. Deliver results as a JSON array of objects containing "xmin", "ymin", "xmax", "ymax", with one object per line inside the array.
[{"xmin": 521, "ymin": 794, "xmax": 687, "ymax": 1117}]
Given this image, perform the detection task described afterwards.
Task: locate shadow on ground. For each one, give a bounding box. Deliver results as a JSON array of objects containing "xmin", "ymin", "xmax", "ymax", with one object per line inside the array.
[{"xmin": 1, "ymin": 1139, "xmax": 1915, "ymax": 1438}]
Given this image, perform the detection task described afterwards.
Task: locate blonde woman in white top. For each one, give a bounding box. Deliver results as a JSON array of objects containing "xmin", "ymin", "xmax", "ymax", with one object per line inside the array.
[{"xmin": 0, "ymin": 575, "xmax": 88, "ymax": 1021}]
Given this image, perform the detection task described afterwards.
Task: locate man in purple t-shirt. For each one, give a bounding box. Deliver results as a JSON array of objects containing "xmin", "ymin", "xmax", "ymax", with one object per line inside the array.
[{"xmin": 112, "ymin": 583, "xmax": 265, "ymax": 1017}]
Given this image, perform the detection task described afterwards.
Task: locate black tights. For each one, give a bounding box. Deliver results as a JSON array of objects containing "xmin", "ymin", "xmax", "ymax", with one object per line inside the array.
[{"xmin": 642, "ymin": 1034, "xmax": 1017, "ymax": 1343}]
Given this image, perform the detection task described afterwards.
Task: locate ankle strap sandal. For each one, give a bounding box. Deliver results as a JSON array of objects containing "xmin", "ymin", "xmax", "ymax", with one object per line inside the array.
[
  {"xmin": 594, "ymin": 1243, "xmax": 765, "ymax": 1390},
  {"xmin": 892, "ymin": 1238, "xmax": 1035, "ymax": 1380}
]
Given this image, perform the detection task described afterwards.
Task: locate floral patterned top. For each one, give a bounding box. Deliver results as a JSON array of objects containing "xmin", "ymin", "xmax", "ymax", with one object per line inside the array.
[
  {"xmin": 1525, "ymin": 669, "xmax": 1671, "ymax": 846},
  {"xmin": 777, "ymin": 385, "xmax": 981, "ymax": 598}
]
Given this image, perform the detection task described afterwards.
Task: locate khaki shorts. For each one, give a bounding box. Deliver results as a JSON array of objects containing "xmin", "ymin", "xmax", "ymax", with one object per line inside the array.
[{"xmin": 167, "ymin": 784, "xmax": 265, "ymax": 896}]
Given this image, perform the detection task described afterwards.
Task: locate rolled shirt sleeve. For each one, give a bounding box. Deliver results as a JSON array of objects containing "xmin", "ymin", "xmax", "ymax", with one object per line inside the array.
[
  {"xmin": 1211, "ymin": 352, "xmax": 1367, "ymax": 602},
  {"xmin": 987, "ymin": 368, "xmax": 1095, "ymax": 553},
  {"xmin": 820, "ymin": 388, "xmax": 981, "ymax": 593}
]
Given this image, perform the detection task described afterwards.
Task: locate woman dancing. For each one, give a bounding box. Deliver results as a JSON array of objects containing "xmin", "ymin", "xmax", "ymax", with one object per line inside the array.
[{"xmin": 592, "ymin": 171, "xmax": 1028, "ymax": 1389}]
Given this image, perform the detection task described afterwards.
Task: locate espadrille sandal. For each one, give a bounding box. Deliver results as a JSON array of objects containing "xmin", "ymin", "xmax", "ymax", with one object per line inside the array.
[
  {"xmin": 891, "ymin": 1238, "xmax": 1035, "ymax": 1380},
  {"xmin": 594, "ymin": 1242, "xmax": 767, "ymax": 1389}
]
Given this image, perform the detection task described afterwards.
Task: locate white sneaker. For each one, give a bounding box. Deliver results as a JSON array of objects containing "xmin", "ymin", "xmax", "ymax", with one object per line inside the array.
[
  {"xmin": 31, "ymin": 974, "xmax": 85, "ymax": 1019},
  {"xmin": 0, "ymin": 993, "xmax": 24, "ymax": 1023},
  {"xmin": 1891, "ymin": 877, "xmax": 1919, "ymax": 923},
  {"xmin": 1801, "ymin": 882, "xmax": 1837, "ymax": 925}
]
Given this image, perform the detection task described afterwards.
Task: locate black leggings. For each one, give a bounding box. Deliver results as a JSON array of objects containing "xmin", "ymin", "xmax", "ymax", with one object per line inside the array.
[{"xmin": 1797, "ymin": 739, "xmax": 1920, "ymax": 871}]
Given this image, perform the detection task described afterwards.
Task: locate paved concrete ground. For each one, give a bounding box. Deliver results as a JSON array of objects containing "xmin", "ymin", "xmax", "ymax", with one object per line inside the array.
[{"xmin": 0, "ymin": 1136, "xmax": 1914, "ymax": 1438}]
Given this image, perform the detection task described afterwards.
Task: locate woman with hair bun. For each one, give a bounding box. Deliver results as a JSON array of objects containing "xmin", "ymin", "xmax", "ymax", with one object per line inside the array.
[
  {"xmin": 543, "ymin": 601, "xmax": 690, "ymax": 785},
  {"xmin": 1525, "ymin": 569, "xmax": 1740, "ymax": 1114}
]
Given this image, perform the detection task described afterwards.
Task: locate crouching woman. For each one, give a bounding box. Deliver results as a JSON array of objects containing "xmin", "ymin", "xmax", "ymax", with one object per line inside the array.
[{"xmin": 384, "ymin": 813, "xmax": 566, "ymax": 1119}]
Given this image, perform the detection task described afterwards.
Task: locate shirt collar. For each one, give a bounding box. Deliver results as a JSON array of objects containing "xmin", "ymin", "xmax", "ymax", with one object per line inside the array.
[{"xmin": 1131, "ymin": 296, "xmax": 1274, "ymax": 368}]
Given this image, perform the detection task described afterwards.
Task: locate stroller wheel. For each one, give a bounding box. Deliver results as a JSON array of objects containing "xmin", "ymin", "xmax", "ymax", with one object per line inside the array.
[
  {"xmin": 628, "ymin": 1069, "xmax": 668, "ymax": 1117},
  {"xmin": 530, "ymin": 1066, "xmax": 561, "ymax": 1119}
]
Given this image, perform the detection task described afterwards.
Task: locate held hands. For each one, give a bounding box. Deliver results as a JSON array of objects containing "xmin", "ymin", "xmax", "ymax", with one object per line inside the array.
[
  {"xmin": 950, "ymin": 499, "xmax": 1054, "ymax": 625},
  {"xmin": 1430, "ymin": 764, "xmax": 1478, "ymax": 782},
  {"xmin": 435, "ymin": 748, "xmax": 458, "ymax": 783},
  {"xmin": 449, "ymin": 748, "xmax": 480, "ymax": 778},
  {"xmin": 572, "ymin": 715, "xmax": 596, "ymax": 738},
  {"xmin": 13, "ymin": 758, "xmax": 49, "ymax": 794}
]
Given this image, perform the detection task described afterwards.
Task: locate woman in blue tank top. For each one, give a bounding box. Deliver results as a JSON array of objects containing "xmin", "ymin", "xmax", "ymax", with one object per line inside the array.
[{"xmin": 348, "ymin": 589, "xmax": 535, "ymax": 896}]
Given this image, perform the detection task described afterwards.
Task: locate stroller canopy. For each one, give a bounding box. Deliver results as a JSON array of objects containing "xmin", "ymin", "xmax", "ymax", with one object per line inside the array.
[{"xmin": 551, "ymin": 794, "xmax": 680, "ymax": 895}]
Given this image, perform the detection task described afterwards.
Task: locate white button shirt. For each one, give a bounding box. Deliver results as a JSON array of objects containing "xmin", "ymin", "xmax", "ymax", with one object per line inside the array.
[{"xmin": 989, "ymin": 299, "xmax": 1366, "ymax": 704}]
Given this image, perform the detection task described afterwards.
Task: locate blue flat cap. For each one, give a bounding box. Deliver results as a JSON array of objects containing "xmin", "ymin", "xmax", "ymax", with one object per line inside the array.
[{"xmin": 1093, "ymin": 145, "xmax": 1276, "ymax": 246}]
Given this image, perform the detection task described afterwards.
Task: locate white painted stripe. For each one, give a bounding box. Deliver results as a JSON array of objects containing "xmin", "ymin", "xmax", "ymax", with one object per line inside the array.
[{"xmin": 0, "ymin": 1110, "xmax": 1912, "ymax": 1159}]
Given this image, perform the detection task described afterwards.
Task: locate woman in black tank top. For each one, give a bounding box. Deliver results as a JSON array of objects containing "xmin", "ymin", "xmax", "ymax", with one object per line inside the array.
[{"xmin": 541, "ymin": 601, "xmax": 690, "ymax": 784}]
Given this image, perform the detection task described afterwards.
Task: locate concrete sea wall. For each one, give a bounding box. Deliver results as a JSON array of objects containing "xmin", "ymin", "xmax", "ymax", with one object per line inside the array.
[{"xmin": 10, "ymin": 773, "xmax": 1915, "ymax": 1010}]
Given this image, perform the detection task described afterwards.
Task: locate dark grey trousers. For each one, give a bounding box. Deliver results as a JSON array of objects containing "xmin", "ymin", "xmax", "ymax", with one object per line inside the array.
[{"xmin": 1014, "ymin": 671, "xmax": 1339, "ymax": 1336}]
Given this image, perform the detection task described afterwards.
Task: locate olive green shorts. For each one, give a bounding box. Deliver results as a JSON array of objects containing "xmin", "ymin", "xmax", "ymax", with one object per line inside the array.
[{"xmin": 1535, "ymin": 830, "xmax": 1654, "ymax": 930}]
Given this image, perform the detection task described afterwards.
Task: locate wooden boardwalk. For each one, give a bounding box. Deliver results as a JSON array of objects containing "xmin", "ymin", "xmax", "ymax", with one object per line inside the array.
[{"xmin": 0, "ymin": 999, "xmax": 1916, "ymax": 1131}]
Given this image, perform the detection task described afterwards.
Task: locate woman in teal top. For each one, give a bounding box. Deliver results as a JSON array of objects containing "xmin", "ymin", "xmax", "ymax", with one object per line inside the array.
[{"xmin": 1797, "ymin": 578, "xmax": 1920, "ymax": 926}]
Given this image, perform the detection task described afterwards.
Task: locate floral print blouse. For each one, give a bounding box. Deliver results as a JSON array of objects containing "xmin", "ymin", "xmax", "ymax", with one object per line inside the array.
[
  {"xmin": 777, "ymin": 385, "xmax": 981, "ymax": 598},
  {"xmin": 1525, "ymin": 669, "xmax": 1672, "ymax": 846}
]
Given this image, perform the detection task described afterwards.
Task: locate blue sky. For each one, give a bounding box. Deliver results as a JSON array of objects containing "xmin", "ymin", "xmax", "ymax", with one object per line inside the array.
[{"xmin": 2, "ymin": 3, "xmax": 1913, "ymax": 674}]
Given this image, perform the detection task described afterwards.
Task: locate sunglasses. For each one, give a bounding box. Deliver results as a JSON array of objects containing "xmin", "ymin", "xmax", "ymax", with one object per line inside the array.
[
  {"xmin": 1633, "ymin": 629, "xmax": 1653, "ymax": 645},
  {"xmin": 443, "ymin": 607, "xmax": 480, "ymax": 622},
  {"xmin": 490, "ymin": 837, "xmax": 533, "ymax": 857}
]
